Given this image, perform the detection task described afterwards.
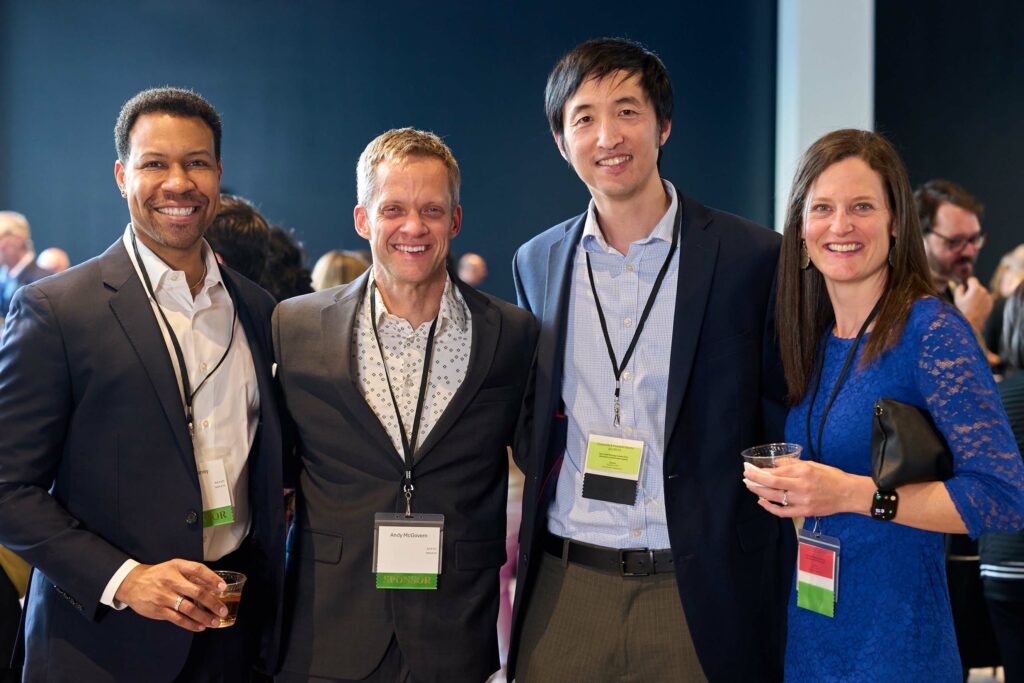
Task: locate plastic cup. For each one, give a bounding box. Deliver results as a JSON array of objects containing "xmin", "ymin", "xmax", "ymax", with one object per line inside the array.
[{"xmin": 211, "ymin": 570, "xmax": 246, "ymax": 628}]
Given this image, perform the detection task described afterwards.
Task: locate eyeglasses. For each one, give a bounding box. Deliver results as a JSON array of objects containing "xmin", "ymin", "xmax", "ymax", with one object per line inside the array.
[{"xmin": 929, "ymin": 231, "xmax": 986, "ymax": 252}]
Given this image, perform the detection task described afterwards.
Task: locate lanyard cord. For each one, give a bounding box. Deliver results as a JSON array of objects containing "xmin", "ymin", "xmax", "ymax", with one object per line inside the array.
[
  {"xmin": 804, "ymin": 298, "xmax": 882, "ymax": 462},
  {"xmin": 585, "ymin": 201, "xmax": 681, "ymax": 428},
  {"xmin": 369, "ymin": 281, "xmax": 438, "ymax": 517},
  {"xmin": 130, "ymin": 229, "xmax": 237, "ymax": 438}
]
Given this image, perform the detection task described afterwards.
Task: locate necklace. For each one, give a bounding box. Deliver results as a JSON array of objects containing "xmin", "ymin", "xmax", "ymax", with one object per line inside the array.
[{"xmin": 188, "ymin": 262, "xmax": 208, "ymax": 292}]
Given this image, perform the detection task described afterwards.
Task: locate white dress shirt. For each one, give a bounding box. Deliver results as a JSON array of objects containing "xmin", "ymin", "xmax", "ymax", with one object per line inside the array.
[
  {"xmin": 353, "ymin": 274, "xmax": 472, "ymax": 457},
  {"xmin": 100, "ymin": 226, "xmax": 259, "ymax": 608}
]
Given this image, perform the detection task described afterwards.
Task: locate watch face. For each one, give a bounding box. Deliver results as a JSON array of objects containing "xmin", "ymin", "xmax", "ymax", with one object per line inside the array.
[{"xmin": 872, "ymin": 490, "xmax": 898, "ymax": 521}]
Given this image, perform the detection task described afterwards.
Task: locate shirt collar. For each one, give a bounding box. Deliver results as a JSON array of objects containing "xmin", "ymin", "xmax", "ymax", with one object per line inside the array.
[
  {"xmin": 7, "ymin": 252, "xmax": 35, "ymax": 278},
  {"xmin": 581, "ymin": 179, "xmax": 679, "ymax": 254},
  {"xmin": 367, "ymin": 272, "xmax": 470, "ymax": 335},
  {"xmin": 122, "ymin": 224, "xmax": 222, "ymax": 295}
]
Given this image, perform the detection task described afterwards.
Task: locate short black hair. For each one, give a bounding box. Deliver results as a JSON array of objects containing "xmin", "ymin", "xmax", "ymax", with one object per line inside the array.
[
  {"xmin": 114, "ymin": 87, "xmax": 222, "ymax": 163},
  {"xmin": 205, "ymin": 195, "xmax": 271, "ymax": 283},
  {"xmin": 914, "ymin": 179, "xmax": 984, "ymax": 234},
  {"xmin": 259, "ymin": 226, "xmax": 313, "ymax": 302},
  {"xmin": 545, "ymin": 37, "xmax": 673, "ymax": 141}
]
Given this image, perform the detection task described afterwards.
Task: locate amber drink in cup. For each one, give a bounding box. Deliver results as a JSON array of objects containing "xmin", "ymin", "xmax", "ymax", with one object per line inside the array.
[{"xmin": 212, "ymin": 570, "xmax": 246, "ymax": 628}]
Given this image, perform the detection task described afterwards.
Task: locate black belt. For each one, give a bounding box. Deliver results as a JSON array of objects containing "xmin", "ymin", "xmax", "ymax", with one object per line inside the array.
[{"xmin": 543, "ymin": 531, "xmax": 674, "ymax": 577}]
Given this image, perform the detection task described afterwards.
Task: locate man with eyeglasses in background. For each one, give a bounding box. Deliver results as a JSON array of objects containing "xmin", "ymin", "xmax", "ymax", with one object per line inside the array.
[{"xmin": 915, "ymin": 179, "xmax": 997, "ymax": 365}]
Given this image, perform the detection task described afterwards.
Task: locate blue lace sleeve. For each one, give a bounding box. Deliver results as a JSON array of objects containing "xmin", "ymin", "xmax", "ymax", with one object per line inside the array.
[{"xmin": 912, "ymin": 300, "xmax": 1024, "ymax": 536}]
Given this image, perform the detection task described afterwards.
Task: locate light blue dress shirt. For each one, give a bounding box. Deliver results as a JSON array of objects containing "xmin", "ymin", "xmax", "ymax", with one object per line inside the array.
[{"xmin": 548, "ymin": 181, "xmax": 679, "ymax": 550}]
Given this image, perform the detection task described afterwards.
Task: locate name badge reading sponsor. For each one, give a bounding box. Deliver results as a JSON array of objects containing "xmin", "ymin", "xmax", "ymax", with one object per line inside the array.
[
  {"xmin": 373, "ymin": 513, "xmax": 444, "ymax": 590},
  {"xmin": 581, "ymin": 433, "xmax": 645, "ymax": 505},
  {"xmin": 198, "ymin": 458, "xmax": 234, "ymax": 528}
]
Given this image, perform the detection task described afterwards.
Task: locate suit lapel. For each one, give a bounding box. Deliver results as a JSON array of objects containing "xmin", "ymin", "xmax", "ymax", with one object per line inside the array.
[
  {"xmin": 102, "ymin": 240, "xmax": 195, "ymax": 468},
  {"xmin": 534, "ymin": 217, "xmax": 584, "ymax": 470},
  {"xmin": 663, "ymin": 196, "xmax": 719, "ymax": 454},
  {"xmin": 414, "ymin": 281, "xmax": 500, "ymax": 463},
  {"xmin": 321, "ymin": 273, "xmax": 399, "ymax": 461}
]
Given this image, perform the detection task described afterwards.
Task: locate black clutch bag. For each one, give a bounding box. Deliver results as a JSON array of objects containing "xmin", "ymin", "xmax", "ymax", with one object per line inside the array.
[{"xmin": 871, "ymin": 398, "xmax": 954, "ymax": 491}]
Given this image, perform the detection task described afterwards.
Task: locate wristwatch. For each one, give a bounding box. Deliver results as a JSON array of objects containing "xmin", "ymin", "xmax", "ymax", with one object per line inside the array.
[{"xmin": 871, "ymin": 490, "xmax": 898, "ymax": 521}]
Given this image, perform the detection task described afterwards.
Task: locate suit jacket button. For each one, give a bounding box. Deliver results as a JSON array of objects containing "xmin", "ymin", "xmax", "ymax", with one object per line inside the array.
[{"xmin": 185, "ymin": 510, "xmax": 199, "ymax": 525}]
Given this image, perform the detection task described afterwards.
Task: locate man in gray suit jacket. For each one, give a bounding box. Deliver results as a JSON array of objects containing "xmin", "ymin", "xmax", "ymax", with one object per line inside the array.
[{"xmin": 273, "ymin": 128, "xmax": 538, "ymax": 683}]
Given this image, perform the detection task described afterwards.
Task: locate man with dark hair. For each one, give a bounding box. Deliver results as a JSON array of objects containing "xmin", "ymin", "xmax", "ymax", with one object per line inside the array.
[
  {"xmin": 915, "ymin": 179, "xmax": 993, "ymax": 339},
  {"xmin": 0, "ymin": 211, "xmax": 51, "ymax": 317},
  {"xmin": 206, "ymin": 194, "xmax": 272, "ymax": 283},
  {"xmin": 511, "ymin": 38, "xmax": 791, "ymax": 681},
  {"xmin": 0, "ymin": 86, "xmax": 285, "ymax": 681}
]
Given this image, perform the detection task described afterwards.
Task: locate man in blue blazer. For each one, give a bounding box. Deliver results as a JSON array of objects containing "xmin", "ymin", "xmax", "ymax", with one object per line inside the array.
[
  {"xmin": 510, "ymin": 38, "xmax": 794, "ymax": 681},
  {"xmin": 0, "ymin": 211, "xmax": 52, "ymax": 319},
  {"xmin": 0, "ymin": 88, "xmax": 284, "ymax": 682}
]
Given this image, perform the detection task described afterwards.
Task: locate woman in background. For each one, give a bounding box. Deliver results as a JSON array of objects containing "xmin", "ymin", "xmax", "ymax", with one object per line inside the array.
[
  {"xmin": 311, "ymin": 249, "xmax": 370, "ymax": 291},
  {"xmin": 744, "ymin": 129, "xmax": 1024, "ymax": 680}
]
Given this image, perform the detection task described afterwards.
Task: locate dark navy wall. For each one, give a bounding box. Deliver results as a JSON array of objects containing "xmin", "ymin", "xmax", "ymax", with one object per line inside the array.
[
  {"xmin": 876, "ymin": 1, "xmax": 1024, "ymax": 286},
  {"xmin": 0, "ymin": 0, "xmax": 776, "ymax": 302}
]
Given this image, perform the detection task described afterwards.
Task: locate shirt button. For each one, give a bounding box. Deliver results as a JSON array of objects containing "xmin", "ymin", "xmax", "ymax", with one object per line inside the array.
[
  {"xmin": 199, "ymin": 362, "xmax": 208, "ymax": 372},
  {"xmin": 622, "ymin": 371, "xmax": 633, "ymax": 381},
  {"xmin": 202, "ymin": 419, "xmax": 210, "ymax": 429},
  {"xmin": 624, "ymin": 426, "xmax": 634, "ymax": 436},
  {"xmin": 625, "ymin": 263, "xmax": 635, "ymax": 272},
  {"xmin": 404, "ymin": 377, "xmax": 415, "ymax": 388},
  {"xmin": 632, "ymin": 529, "xmax": 642, "ymax": 537},
  {"xmin": 623, "ymin": 318, "xmax": 633, "ymax": 327},
  {"xmin": 171, "ymin": 273, "xmax": 180, "ymax": 281}
]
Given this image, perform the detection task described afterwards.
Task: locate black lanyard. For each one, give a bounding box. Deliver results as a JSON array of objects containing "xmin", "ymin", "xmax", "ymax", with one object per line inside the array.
[
  {"xmin": 129, "ymin": 229, "xmax": 237, "ymax": 439},
  {"xmin": 369, "ymin": 281, "xmax": 438, "ymax": 517},
  {"xmin": 585, "ymin": 201, "xmax": 681, "ymax": 428},
  {"xmin": 804, "ymin": 299, "xmax": 882, "ymax": 462}
]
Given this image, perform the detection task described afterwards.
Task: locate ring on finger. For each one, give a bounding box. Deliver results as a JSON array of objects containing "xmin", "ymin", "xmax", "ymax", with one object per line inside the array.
[
  {"xmin": 173, "ymin": 595, "xmax": 185, "ymax": 612},
  {"xmin": 782, "ymin": 490, "xmax": 789, "ymax": 507}
]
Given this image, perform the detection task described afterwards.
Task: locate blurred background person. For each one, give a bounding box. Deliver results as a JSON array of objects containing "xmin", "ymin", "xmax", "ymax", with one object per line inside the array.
[
  {"xmin": 979, "ymin": 280, "xmax": 1024, "ymax": 683},
  {"xmin": 35, "ymin": 247, "xmax": 70, "ymax": 274},
  {"xmin": 746, "ymin": 129, "xmax": 1024, "ymax": 680},
  {"xmin": 204, "ymin": 194, "xmax": 272, "ymax": 283},
  {"xmin": 457, "ymin": 251, "xmax": 488, "ymax": 287},
  {"xmin": 310, "ymin": 249, "xmax": 369, "ymax": 291},
  {"xmin": 260, "ymin": 226, "xmax": 312, "ymax": 302},
  {"xmin": 0, "ymin": 211, "xmax": 51, "ymax": 317},
  {"xmin": 985, "ymin": 244, "xmax": 1024, "ymax": 366}
]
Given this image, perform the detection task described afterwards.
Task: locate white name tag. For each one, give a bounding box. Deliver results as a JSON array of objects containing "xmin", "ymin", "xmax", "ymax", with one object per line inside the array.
[
  {"xmin": 373, "ymin": 512, "xmax": 444, "ymax": 590},
  {"xmin": 198, "ymin": 458, "xmax": 234, "ymax": 528}
]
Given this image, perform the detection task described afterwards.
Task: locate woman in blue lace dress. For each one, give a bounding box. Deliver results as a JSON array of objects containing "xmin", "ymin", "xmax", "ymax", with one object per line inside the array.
[{"xmin": 744, "ymin": 129, "xmax": 1024, "ymax": 681}]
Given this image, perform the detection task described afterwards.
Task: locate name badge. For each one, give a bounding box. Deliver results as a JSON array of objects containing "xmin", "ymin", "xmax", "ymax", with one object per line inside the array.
[
  {"xmin": 796, "ymin": 528, "xmax": 841, "ymax": 618},
  {"xmin": 581, "ymin": 433, "xmax": 645, "ymax": 505},
  {"xmin": 198, "ymin": 459, "xmax": 234, "ymax": 528},
  {"xmin": 373, "ymin": 512, "xmax": 444, "ymax": 590}
]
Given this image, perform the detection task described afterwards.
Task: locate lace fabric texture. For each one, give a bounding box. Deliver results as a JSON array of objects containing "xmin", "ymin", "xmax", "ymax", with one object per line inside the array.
[{"xmin": 783, "ymin": 297, "xmax": 1024, "ymax": 681}]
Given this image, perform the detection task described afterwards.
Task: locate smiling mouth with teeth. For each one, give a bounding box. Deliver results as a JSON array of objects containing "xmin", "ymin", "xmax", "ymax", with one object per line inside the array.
[
  {"xmin": 395, "ymin": 245, "xmax": 428, "ymax": 253},
  {"xmin": 597, "ymin": 155, "xmax": 632, "ymax": 166},
  {"xmin": 156, "ymin": 207, "xmax": 198, "ymax": 216},
  {"xmin": 827, "ymin": 243, "xmax": 862, "ymax": 252}
]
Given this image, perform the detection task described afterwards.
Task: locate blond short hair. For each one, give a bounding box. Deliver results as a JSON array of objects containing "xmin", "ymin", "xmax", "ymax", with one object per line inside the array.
[
  {"xmin": 356, "ymin": 128, "xmax": 460, "ymax": 210},
  {"xmin": 0, "ymin": 211, "xmax": 32, "ymax": 251}
]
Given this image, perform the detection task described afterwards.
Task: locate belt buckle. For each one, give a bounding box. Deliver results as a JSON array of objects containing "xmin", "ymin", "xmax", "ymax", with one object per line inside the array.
[{"xmin": 620, "ymin": 548, "xmax": 654, "ymax": 576}]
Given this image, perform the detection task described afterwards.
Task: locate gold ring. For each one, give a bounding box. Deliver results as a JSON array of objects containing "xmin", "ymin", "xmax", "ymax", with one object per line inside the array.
[{"xmin": 173, "ymin": 595, "xmax": 185, "ymax": 612}]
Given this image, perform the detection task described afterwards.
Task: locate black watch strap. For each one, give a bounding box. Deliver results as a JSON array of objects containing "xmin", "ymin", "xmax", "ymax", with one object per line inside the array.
[{"xmin": 871, "ymin": 490, "xmax": 898, "ymax": 521}]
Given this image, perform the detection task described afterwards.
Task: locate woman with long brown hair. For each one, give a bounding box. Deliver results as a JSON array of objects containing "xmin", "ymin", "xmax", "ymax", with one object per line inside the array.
[{"xmin": 744, "ymin": 129, "xmax": 1024, "ymax": 680}]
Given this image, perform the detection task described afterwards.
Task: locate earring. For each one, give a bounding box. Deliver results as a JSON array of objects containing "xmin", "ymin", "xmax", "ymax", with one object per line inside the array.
[
  {"xmin": 120, "ymin": 189, "xmax": 127, "ymax": 198},
  {"xmin": 800, "ymin": 240, "xmax": 810, "ymax": 270},
  {"xmin": 888, "ymin": 242, "xmax": 896, "ymax": 267}
]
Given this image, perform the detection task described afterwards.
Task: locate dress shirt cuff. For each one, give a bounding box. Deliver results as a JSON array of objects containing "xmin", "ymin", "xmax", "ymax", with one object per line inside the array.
[{"xmin": 100, "ymin": 559, "xmax": 140, "ymax": 610}]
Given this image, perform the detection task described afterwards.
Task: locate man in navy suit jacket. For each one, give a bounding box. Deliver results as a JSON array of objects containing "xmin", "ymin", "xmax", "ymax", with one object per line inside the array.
[
  {"xmin": 509, "ymin": 38, "xmax": 794, "ymax": 682},
  {"xmin": 0, "ymin": 87, "xmax": 284, "ymax": 682}
]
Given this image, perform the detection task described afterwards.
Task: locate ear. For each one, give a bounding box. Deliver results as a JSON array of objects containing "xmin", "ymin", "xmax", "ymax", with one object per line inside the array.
[
  {"xmin": 552, "ymin": 131, "xmax": 569, "ymax": 162},
  {"xmin": 354, "ymin": 205, "xmax": 372, "ymax": 240},
  {"xmin": 658, "ymin": 119, "xmax": 672, "ymax": 146},
  {"xmin": 217, "ymin": 160, "xmax": 223, "ymax": 182},
  {"xmin": 114, "ymin": 159, "xmax": 126, "ymax": 195},
  {"xmin": 450, "ymin": 205, "xmax": 463, "ymax": 239}
]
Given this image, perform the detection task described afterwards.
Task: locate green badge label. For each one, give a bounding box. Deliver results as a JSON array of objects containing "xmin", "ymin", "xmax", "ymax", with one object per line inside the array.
[
  {"xmin": 203, "ymin": 506, "xmax": 234, "ymax": 528},
  {"xmin": 585, "ymin": 439, "xmax": 643, "ymax": 477},
  {"xmin": 376, "ymin": 573, "xmax": 438, "ymax": 590}
]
